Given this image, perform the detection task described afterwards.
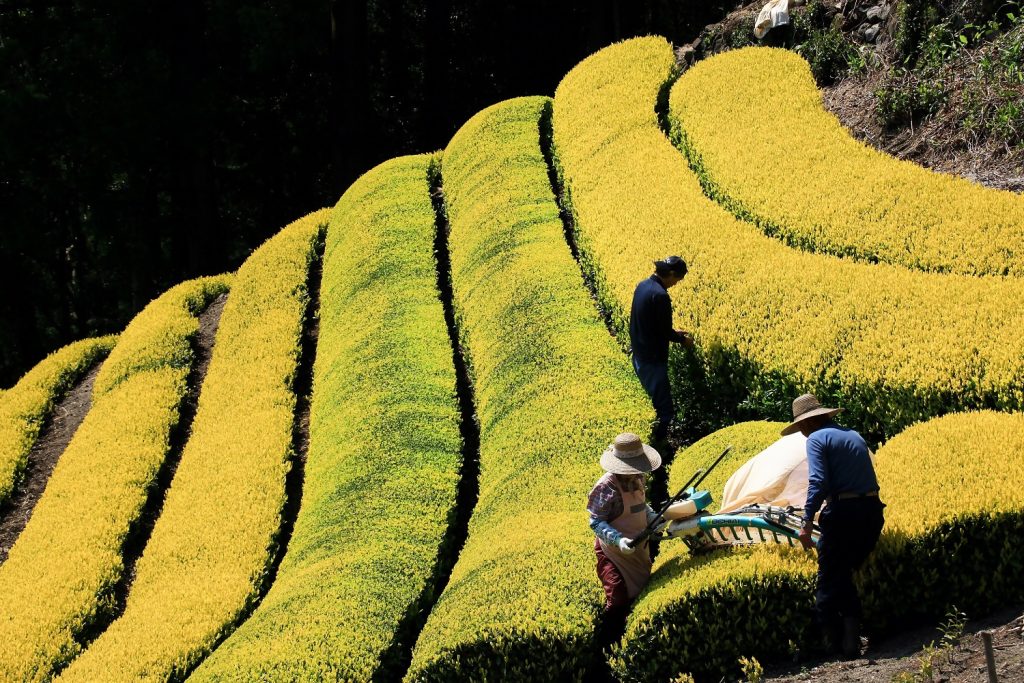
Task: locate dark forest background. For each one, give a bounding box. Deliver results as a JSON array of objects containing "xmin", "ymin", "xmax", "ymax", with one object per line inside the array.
[{"xmin": 0, "ymin": 0, "xmax": 732, "ymax": 387}]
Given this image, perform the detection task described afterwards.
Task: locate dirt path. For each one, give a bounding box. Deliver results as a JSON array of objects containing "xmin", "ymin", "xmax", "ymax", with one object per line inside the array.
[
  {"xmin": 764, "ymin": 606, "xmax": 1024, "ymax": 682},
  {"xmin": 0, "ymin": 362, "xmax": 103, "ymax": 564}
]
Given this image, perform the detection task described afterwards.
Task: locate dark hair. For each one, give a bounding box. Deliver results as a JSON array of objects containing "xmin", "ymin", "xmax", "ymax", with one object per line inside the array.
[{"xmin": 654, "ymin": 255, "xmax": 687, "ymax": 277}]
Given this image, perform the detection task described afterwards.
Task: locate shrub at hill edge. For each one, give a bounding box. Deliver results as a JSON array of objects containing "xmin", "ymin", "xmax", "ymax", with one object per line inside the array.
[
  {"xmin": 0, "ymin": 275, "xmax": 229, "ymax": 681},
  {"xmin": 670, "ymin": 47, "xmax": 1024, "ymax": 277},
  {"xmin": 59, "ymin": 211, "xmax": 329, "ymax": 681},
  {"xmin": 0, "ymin": 336, "xmax": 116, "ymax": 506},
  {"xmin": 862, "ymin": 411, "xmax": 1024, "ymax": 632}
]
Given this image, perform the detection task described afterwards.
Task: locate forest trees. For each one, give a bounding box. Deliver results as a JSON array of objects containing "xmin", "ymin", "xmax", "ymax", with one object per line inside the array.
[{"xmin": 0, "ymin": 0, "xmax": 729, "ymax": 386}]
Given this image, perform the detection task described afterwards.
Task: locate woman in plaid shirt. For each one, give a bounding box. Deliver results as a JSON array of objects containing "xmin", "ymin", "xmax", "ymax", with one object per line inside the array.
[{"xmin": 587, "ymin": 432, "xmax": 662, "ymax": 633}]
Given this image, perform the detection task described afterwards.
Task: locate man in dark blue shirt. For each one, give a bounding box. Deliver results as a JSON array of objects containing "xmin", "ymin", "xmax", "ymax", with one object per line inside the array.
[
  {"xmin": 629, "ymin": 256, "xmax": 693, "ymax": 441},
  {"xmin": 782, "ymin": 393, "xmax": 884, "ymax": 659}
]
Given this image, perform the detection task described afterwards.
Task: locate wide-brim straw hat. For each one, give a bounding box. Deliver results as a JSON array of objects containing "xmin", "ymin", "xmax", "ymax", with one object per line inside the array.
[
  {"xmin": 780, "ymin": 393, "xmax": 842, "ymax": 436},
  {"xmin": 600, "ymin": 432, "xmax": 662, "ymax": 475}
]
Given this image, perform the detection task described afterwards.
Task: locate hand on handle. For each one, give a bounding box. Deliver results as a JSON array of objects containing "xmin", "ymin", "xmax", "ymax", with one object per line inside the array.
[
  {"xmin": 798, "ymin": 526, "xmax": 815, "ymax": 551},
  {"xmin": 618, "ymin": 537, "xmax": 636, "ymax": 555}
]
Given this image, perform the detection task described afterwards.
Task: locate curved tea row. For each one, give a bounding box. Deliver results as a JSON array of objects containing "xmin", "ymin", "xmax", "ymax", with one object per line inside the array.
[
  {"xmin": 550, "ymin": 36, "xmax": 1024, "ymax": 440},
  {"xmin": 670, "ymin": 47, "xmax": 1024, "ymax": 277},
  {"xmin": 0, "ymin": 276, "xmax": 229, "ymax": 680},
  {"xmin": 404, "ymin": 97, "xmax": 652, "ymax": 682},
  {"xmin": 190, "ymin": 158, "xmax": 464, "ymax": 680},
  {"xmin": 59, "ymin": 212, "xmax": 329, "ymax": 681},
  {"xmin": 0, "ymin": 336, "xmax": 115, "ymax": 506}
]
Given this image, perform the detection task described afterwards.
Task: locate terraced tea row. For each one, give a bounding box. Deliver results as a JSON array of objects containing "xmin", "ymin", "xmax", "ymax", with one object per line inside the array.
[
  {"xmin": 0, "ymin": 336, "xmax": 115, "ymax": 507},
  {"xmin": 404, "ymin": 96, "xmax": 652, "ymax": 682},
  {"xmin": 0, "ymin": 276, "xmax": 229, "ymax": 680},
  {"xmin": 3, "ymin": 33, "xmax": 1023, "ymax": 683},
  {"xmin": 60, "ymin": 211, "xmax": 328, "ymax": 681},
  {"xmin": 550, "ymin": 36, "xmax": 1024, "ymax": 439},
  {"xmin": 670, "ymin": 47, "xmax": 1024, "ymax": 277},
  {"xmin": 189, "ymin": 157, "xmax": 464, "ymax": 680}
]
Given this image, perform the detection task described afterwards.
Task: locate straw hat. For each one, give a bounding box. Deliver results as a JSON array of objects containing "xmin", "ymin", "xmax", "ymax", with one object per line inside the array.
[
  {"xmin": 780, "ymin": 393, "xmax": 842, "ymax": 436},
  {"xmin": 600, "ymin": 433, "xmax": 662, "ymax": 475}
]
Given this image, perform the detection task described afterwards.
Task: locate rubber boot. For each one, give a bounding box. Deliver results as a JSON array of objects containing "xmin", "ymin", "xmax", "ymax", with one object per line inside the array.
[{"xmin": 841, "ymin": 616, "xmax": 861, "ymax": 659}]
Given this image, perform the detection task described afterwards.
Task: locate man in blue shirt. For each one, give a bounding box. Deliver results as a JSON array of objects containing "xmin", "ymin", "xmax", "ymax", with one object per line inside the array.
[
  {"xmin": 629, "ymin": 256, "xmax": 693, "ymax": 441},
  {"xmin": 782, "ymin": 393, "xmax": 884, "ymax": 659}
]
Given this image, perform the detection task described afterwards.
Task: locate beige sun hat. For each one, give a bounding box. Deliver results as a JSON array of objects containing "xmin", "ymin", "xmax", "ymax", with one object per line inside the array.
[
  {"xmin": 600, "ymin": 432, "xmax": 662, "ymax": 475},
  {"xmin": 780, "ymin": 393, "xmax": 842, "ymax": 436}
]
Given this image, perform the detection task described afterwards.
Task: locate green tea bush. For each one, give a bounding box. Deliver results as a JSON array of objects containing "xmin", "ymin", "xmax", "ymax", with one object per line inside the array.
[
  {"xmin": 404, "ymin": 96, "xmax": 652, "ymax": 682},
  {"xmin": 0, "ymin": 336, "xmax": 116, "ymax": 506},
  {"xmin": 60, "ymin": 211, "xmax": 331, "ymax": 681},
  {"xmin": 184, "ymin": 157, "xmax": 465, "ymax": 682},
  {"xmin": 671, "ymin": 48, "xmax": 1024, "ymax": 277},
  {"xmin": 609, "ymin": 422, "xmax": 816, "ymax": 683},
  {"xmin": 861, "ymin": 411, "xmax": 1024, "ymax": 632},
  {"xmin": 0, "ymin": 276, "xmax": 229, "ymax": 681}
]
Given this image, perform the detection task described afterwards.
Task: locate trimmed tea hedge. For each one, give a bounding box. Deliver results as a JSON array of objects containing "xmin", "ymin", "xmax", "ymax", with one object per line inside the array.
[
  {"xmin": 550, "ymin": 36, "xmax": 1024, "ymax": 439},
  {"xmin": 0, "ymin": 276, "xmax": 229, "ymax": 681},
  {"xmin": 60, "ymin": 211, "xmax": 329, "ymax": 681},
  {"xmin": 188, "ymin": 157, "xmax": 464, "ymax": 681},
  {"xmin": 862, "ymin": 410, "xmax": 1024, "ymax": 632},
  {"xmin": 404, "ymin": 96, "xmax": 652, "ymax": 682},
  {"xmin": 614, "ymin": 411, "xmax": 1024, "ymax": 681},
  {"xmin": 670, "ymin": 47, "xmax": 1024, "ymax": 277},
  {"xmin": 609, "ymin": 422, "xmax": 815, "ymax": 683},
  {"xmin": 0, "ymin": 336, "xmax": 116, "ymax": 506}
]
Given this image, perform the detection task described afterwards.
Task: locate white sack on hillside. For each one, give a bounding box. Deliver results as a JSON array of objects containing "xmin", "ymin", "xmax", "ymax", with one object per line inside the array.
[
  {"xmin": 718, "ymin": 432, "xmax": 808, "ymax": 513},
  {"xmin": 754, "ymin": 0, "xmax": 790, "ymax": 40}
]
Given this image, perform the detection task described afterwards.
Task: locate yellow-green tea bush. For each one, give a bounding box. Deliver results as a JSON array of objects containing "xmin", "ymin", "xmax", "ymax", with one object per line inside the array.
[
  {"xmin": 550, "ymin": 36, "xmax": 1024, "ymax": 439},
  {"xmin": 0, "ymin": 335, "xmax": 116, "ymax": 506},
  {"xmin": 0, "ymin": 276, "xmax": 228, "ymax": 682},
  {"xmin": 614, "ymin": 412, "xmax": 1024, "ymax": 680},
  {"xmin": 93, "ymin": 276, "xmax": 229, "ymax": 397},
  {"xmin": 188, "ymin": 157, "xmax": 463, "ymax": 681},
  {"xmin": 609, "ymin": 422, "xmax": 816, "ymax": 683},
  {"xmin": 60, "ymin": 211, "xmax": 328, "ymax": 681},
  {"xmin": 669, "ymin": 48, "xmax": 1024, "ymax": 277},
  {"xmin": 404, "ymin": 97, "xmax": 652, "ymax": 682},
  {"xmin": 861, "ymin": 411, "xmax": 1024, "ymax": 631}
]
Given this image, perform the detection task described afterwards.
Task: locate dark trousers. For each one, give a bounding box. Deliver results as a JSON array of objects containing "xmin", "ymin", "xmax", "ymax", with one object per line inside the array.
[
  {"xmin": 632, "ymin": 356, "xmax": 674, "ymax": 437},
  {"xmin": 815, "ymin": 497, "xmax": 884, "ymax": 629}
]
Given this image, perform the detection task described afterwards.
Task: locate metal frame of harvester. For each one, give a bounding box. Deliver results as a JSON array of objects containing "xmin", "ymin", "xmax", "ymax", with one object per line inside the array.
[{"xmin": 629, "ymin": 445, "xmax": 822, "ymax": 553}]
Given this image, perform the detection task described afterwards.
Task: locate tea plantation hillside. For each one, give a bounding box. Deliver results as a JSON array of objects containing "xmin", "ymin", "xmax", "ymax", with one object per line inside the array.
[{"xmin": 1, "ymin": 36, "xmax": 1023, "ymax": 683}]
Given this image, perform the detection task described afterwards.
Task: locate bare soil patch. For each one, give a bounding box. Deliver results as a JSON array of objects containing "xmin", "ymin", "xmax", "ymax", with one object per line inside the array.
[
  {"xmin": 0, "ymin": 361, "xmax": 103, "ymax": 564},
  {"xmin": 679, "ymin": 0, "xmax": 1024, "ymax": 194},
  {"xmin": 765, "ymin": 606, "xmax": 1024, "ymax": 682},
  {"xmin": 822, "ymin": 75, "xmax": 1024, "ymax": 193}
]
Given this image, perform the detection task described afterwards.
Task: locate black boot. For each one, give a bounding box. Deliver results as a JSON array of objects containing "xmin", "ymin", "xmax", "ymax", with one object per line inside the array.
[{"xmin": 841, "ymin": 616, "xmax": 861, "ymax": 659}]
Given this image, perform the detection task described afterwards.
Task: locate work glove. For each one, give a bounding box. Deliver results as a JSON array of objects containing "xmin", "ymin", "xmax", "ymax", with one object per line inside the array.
[
  {"xmin": 618, "ymin": 537, "xmax": 636, "ymax": 555},
  {"xmin": 798, "ymin": 525, "xmax": 815, "ymax": 551}
]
